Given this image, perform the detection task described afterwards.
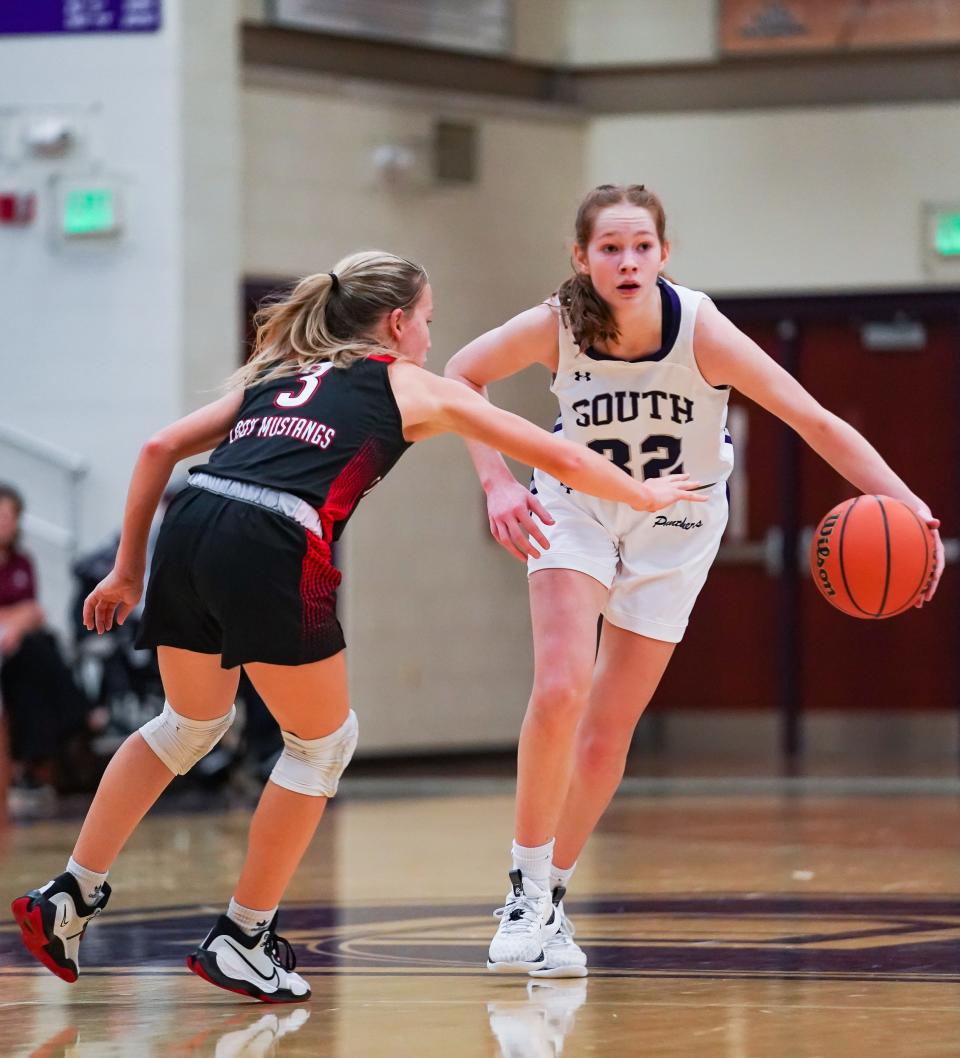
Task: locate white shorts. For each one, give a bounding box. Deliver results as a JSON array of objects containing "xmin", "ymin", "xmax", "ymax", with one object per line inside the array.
[{"xmin": 527, "ymin": 470, "xmax": 729, "ymax": 643}]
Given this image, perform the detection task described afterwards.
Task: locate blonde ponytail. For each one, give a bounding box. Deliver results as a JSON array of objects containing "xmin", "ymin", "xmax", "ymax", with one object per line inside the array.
[{"xmin": 229, "ymin": 250, "xmax": 428, "ymax": 390}]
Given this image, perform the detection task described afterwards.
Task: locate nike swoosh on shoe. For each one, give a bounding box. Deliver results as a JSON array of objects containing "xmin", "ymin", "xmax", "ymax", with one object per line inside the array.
[{"xmin": 219, "ymin": 938, "xmax": 280, "ymax": 986}]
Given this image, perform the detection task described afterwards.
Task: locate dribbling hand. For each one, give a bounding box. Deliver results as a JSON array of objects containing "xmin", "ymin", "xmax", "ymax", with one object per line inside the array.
[
  {"xmin": 916, "ymin": 512, "xmax": 943, "ymax": 607},
  {"xmin": 485, "ymin": 478, "xmax": 556, "ymax": 562},
  {"xmin": 633, "ymin": 474, "xmax": 708, "ymax": 513},
  {"xmin": 83, "ymin": 567, "xmax": 143, "ymax": 634}
]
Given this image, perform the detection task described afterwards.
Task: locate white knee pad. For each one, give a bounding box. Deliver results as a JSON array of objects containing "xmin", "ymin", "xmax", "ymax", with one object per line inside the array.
[
  {"xmin": 269, "ymin": 710, "xmax": 359, "ymax": 798},
  {"xmin": 139, "ymin": 701, "xmax": 237, "ymax": 775}
]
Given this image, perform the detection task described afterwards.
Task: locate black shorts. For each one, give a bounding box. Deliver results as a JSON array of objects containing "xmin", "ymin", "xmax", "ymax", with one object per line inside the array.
[{"xmin": 135, "ymin": 487, "xmax": 345, "ymax": 668}]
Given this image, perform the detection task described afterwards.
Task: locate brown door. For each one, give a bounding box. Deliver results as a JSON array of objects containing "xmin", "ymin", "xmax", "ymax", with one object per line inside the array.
[
  {"xmin": 797, "ymin": 316, "xmax": 959, "ymax": 710},
  {"xmin": 656, "ymin": 322, "xmax": 784, "ymax": 712},
  {"xmin": 656, "ymin": 294, "xmax": 959, "ymax": 738}
]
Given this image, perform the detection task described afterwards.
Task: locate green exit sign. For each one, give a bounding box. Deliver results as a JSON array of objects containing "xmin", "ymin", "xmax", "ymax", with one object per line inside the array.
[
  {"xmin": 63, "ymin": 187, "xmax": 121, "ymax": 237},
  {"xmin": 934, "ymin": 211, "xmax": 960, "ymax": 257}
]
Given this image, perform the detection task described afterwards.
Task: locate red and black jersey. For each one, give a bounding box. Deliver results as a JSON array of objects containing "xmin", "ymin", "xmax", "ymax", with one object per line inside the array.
[{"xmin": 194, "ymin": 355, "xmax": 411, "ymax": 544}]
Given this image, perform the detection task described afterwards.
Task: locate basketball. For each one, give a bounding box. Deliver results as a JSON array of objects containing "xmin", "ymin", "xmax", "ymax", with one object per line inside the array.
[{"xmin": 810, "ymin": 496, "xmax": 934, "ymax": 618}]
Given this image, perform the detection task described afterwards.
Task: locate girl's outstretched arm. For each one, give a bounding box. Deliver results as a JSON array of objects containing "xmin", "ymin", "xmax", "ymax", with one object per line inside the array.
[
  {"xmin": 693, "ymin": 301, "xmax": 943, "ymax": 603},
  {"xmin": 85, "ymin": 390, "xmax": 244, "ymax": 633},
  {"xmin": 390, "ymin": 361, "xmax": 705, "ymax": 516}
]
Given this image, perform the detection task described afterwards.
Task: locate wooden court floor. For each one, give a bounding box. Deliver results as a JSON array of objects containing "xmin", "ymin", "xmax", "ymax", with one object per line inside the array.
[{"xmin": 1, "ymin": 787, "xmax": 958, "ymax": 1057}]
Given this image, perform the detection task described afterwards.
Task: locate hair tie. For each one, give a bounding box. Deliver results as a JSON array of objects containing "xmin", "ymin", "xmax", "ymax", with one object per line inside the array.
[{"xmin": 329, "ymin": 271, "xmax": 340, "ymax": 292}]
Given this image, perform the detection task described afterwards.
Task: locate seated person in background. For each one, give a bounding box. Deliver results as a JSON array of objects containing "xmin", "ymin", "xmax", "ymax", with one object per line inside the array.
[{"xmin": 0, "ymin": 483, "xmax": 91, "ymax": 804}]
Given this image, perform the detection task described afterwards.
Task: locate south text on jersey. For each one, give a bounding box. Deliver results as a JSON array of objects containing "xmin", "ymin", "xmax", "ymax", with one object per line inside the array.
[{"xmin": 571, "ymin": 390, "xmax": 694, "ymax": 428}]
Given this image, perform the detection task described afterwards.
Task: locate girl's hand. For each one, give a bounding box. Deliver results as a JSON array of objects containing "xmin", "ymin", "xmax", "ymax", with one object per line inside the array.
[
  {"xmin": 83, "ymin": 568, "xmax": 143, "ymax": 634},
  {"xmin": 485, "ymin": 478, "xmax": 556, "ymax": 562},
  {"xmin": 633, "ymin": 474, "xmax": 708, "ymax": 513},
  {"xmin": 0, "ymin": 622, "xmax": 24, "ymax": 656},
  {"xmin": 916, "ymin": 512, "xmax": 943, "ymax": 606}
]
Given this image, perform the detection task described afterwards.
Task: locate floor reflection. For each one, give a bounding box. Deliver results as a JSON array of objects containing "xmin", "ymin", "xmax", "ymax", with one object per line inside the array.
[
  {"xmin": 487, "ymin": 979, "xmax": 588, "ymax": 1058},
  {"xmin": 202, "ymin": 1007, "xmax": 310, "ymax": 1058}
]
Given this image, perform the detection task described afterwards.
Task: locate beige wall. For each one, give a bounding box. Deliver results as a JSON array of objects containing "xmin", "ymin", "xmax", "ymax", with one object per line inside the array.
[
  {"xmin": 240, "ymin": 0, "xmax": 266, "ymax": 22},
  {"xmin": 589, "ymin": 102, "xmax": 960, "ymax": 293},
  {"xmin": 513, "ymin": 0, "xmax": 568, "ymax": 63},
  {"xmin": 181, "ymin": 0, "xmax": 241, "ymax": 411},
  {"xmin": 243, "ymin": 84, "xmax": 586, "ymax": 750},
  {"xmin": 566, "ymin": 0, "xmax": 717, "ymax": 66}
]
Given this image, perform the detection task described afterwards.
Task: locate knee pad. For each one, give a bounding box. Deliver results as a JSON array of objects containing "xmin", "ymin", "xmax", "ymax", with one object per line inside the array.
[
  {"xmin": 269, "ymin": 710, "xmax": 358, "ymax": 798},
  {"xmin": 139, "ymin": 701, "xmax": 237, "ymax": 775}
]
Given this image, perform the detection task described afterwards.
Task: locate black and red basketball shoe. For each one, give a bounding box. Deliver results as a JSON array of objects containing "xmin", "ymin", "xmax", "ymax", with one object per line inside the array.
[
  {"xmin": 186, "ymin": 912, "xmax": 311, "ymax": 1003},
  {"xmin": 11, "ymin": 872, "xmax": 111, "ymax": 982}
]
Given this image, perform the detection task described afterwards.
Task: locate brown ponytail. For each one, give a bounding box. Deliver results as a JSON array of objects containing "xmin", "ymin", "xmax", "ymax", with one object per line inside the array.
[{"xmin": 556, "ymin": 184, "xmax": 668, "ymax": 350}]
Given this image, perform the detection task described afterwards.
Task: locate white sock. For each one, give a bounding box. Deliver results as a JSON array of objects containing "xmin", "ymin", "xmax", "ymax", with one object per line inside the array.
[
  {"xmin": 227, "ymin": 898, "xmax": 276, "ymax": 936},
  {"xmin": 65, "ymin": 856, "xmax": 108, "ymax": 906},
  {"xmin": 550, "ymin": 860, "xmax": 578, "ymax": 895},
  {"xmin": 511, "ymin": 839, "xmax": 554, "ymax": 892}
]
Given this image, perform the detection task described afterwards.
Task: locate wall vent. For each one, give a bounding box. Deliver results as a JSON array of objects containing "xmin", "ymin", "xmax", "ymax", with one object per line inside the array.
[{"xmin": 433, "ymin": 121, "xmax": 477, "ymax": 184}]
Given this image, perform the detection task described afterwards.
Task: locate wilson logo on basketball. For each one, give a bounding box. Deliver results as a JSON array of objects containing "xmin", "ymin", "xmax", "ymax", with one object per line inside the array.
[
  {"xmin": 809, "ymin": 495, "xmax": 933, "ymax": 619},
  {"xmin": 813, "ymin": 510, "xmax": 840, "ymax": 598}
]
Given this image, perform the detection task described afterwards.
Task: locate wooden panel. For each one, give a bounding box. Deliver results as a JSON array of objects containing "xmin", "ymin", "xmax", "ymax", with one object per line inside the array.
[{"xmin": 721, "ymin": 0, "xmax": 960, "ymax": 55}]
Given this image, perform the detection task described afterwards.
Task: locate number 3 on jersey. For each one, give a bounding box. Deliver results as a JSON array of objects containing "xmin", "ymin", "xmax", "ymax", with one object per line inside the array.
[
  {"xmin": 588, "ymin": 435, "xmax": 683, "ymax": 480},
  {"xmin": 274, "ymin": 363, "xmax": 335, "ymax": 408}
]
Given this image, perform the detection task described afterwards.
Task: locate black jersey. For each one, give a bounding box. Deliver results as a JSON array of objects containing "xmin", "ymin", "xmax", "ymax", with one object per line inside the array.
[{"xmin": 194, "ymin": 354, "xmax": 411, "ymax": 544}]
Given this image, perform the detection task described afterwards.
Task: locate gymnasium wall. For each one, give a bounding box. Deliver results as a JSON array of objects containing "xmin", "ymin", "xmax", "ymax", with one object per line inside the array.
[
  {"xmin": 241, "ymin": 84, "xmax": 587, "ymax": 750},
  {"xmin": 0, "ymin": 0, "xmax": 239, "ymax": 635},
  {"xmin": 5, "ymin": 2, "xmax": 957, "ymax": 752},
  {"xmin": 588, "ymin": 102, "xmax": 960, "ymax": 293}
]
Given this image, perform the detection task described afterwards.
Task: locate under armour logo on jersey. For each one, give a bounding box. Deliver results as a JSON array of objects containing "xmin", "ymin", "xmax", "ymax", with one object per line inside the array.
[
  {"xmin": 573, "ymin": 371, "xmax": 592, "ymax": 382},
  {"xmin": 561, "ymin": 484, "xmax": 573, "ymax": 495}
]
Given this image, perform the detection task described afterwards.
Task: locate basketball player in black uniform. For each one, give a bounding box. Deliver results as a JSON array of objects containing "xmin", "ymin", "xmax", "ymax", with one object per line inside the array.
[{"xmin": 11, "ymin": 250, "xmax": 704, "ymax": 1002}]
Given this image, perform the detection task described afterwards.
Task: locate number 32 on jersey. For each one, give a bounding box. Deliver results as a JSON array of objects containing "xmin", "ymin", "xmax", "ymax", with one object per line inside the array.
[{"xmin": 588, "ymin": 435, "xmax": 683, "ymax": 479}]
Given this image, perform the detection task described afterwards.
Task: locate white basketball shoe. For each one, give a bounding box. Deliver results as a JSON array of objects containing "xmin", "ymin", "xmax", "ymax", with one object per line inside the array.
[
  {"xmin": 487, "ymin": 869, "xmax": 558, "ymax": 974},
  {"xmin": 11, "ymin": 871, "xmax": 111, "ymax": 982},
  {"xmin": 187, "ymin": 912, "xmax": 311, "ymax": 1003},
  {"xmin": 530, "ymin": 886, "xmax": 587, "ymax": 978}
]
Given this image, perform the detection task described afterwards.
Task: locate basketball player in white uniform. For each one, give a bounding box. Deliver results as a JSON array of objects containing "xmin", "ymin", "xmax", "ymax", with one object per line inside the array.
[
  {"xmin": 445, "ymin": 184, "xmax": 943, "ymax": 978},
  {"xmin": 534, "ymin": 276, "xmax": 732, "ymax": 644}
]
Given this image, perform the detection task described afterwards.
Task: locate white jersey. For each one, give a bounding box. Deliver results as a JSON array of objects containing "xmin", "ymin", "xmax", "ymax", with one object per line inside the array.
[
  {"xmin": 528, "ymin": 277, "xmax": 734, "ymax": 643},
  {"xmin": 549, "ymin": 277, "xmax": 733, "ymax": 488}
]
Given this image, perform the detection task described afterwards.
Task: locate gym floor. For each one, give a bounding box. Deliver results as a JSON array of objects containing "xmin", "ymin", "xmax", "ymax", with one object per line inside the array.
[{"xmin": 2, "ymin": 779, "xmax": 958, "ymax": 1057}]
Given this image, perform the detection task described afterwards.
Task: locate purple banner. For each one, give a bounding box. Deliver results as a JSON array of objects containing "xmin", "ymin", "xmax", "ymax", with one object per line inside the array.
[{"xmin": 0, "ymin": 1, "xmax": 161, "ymax": 35}]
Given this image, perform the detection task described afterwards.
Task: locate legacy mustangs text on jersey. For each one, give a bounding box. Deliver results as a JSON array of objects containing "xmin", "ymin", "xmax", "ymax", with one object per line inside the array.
[
  {"xmin": 550, "ymin": 277, "xmax": 733, "ymax": 488},
  {"xmin": 195, "ymin": 354, "xmax": 411, "ymax": 543}
]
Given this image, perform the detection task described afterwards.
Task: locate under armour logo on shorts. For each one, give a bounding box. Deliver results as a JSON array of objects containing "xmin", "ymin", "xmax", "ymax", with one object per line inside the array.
[{"xmin": 573, "ymin": 371, "xmax": 591, "ymax": 382}]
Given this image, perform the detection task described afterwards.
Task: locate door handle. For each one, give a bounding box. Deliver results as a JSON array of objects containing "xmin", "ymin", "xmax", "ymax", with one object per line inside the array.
[{"xmin": 715, "ymin": 527, "xmax": 784, "ymax": 575}]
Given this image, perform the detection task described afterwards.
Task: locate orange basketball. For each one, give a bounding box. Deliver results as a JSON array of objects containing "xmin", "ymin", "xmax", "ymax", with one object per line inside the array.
[{"xmin": 809, "ymin": 495, "xmax": 934, "ymax": 618}]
